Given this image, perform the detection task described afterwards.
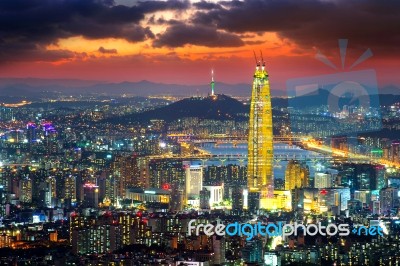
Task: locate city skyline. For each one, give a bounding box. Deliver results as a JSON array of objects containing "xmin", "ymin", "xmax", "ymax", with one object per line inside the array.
[
  {"xmin": 1, "ymin": 1, "xmax": 400, "ymax": 265},
  {"xmin": 1, "ymin": 58, "xmax": 400, "ymax": 264}
]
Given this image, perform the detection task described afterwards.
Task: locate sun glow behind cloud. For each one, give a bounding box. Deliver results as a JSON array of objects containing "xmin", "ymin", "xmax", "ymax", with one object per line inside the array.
[
  {"xmin": 44, "ymin": 0, "xmax": 304, "ymax": 65},
  {"xmin": 47, "ymin": 32, "xmax": 299, "ymax": 63},
  {"xmin": 0, "ymin": 0, "xmax": 398, "ymax": 87}
]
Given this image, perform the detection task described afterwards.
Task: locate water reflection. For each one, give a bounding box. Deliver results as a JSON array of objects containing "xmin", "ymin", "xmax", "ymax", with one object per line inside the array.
[{"xmin": 191, "ymin": 143, "xmax": 331, "ymax": 179}]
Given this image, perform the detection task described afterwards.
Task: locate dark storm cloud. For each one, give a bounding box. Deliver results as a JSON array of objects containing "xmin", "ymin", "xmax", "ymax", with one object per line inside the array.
[
  {"xmin": 1, "ymin": 0, "xmax": 398, "ymax": 62},
  {"xmin": 0, "ymin": 38, "xmax": 87, "ymax": 62},
  {"xmin": 98, "ymin": 46, "xmax": 118, "ymax": 54},
  {"xmin": 138, "ymin": 0, "xmax": 189, "ymax": 13},
  {"xmin": 192, "ymin": 0, "xmax": 327, "ymax": 32},
  {"xmin": 0, "ymin": 0, "xmax": 188, "ymax": 62},
  {"xmin": 245, "ymin": 40, "xmax": 265, "ymax": 45},
  {"xmin": 153, "ymin": 23, "xmax": 244, "ymax": 48},
  {"xmin": 0, "ymin": 40, "xmax": 83, "ymax": 62},
  {"xmin": 192, "ymin": 0, "xmax": 400, "ymax": 55},
  {"xmin": 193, "ymin": 1, "xmax": 221, "ymax": 10}
]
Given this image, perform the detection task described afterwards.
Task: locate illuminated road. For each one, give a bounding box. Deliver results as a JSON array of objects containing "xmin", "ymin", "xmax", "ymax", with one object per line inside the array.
[
  {"xmin": 303, "ymin": 139, "xmax": 400, "ymax": 169},
  {"xmin": 168, "ymin": 133, "xmax": 303, "ymax": 144},
  {"xmin": 169, "ymin": 134, "xmax": 400, "ymax": 168}
]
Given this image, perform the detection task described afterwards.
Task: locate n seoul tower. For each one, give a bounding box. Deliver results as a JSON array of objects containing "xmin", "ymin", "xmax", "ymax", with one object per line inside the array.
[{"xmin": 211, "ymin": 69, "xmax": 215, "ymax": 96}]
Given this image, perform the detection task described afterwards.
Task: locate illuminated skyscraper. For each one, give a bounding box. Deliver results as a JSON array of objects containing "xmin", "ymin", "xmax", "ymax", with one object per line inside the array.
[
  {"xmin": 64, "ymin": 175, "xmax": 76, "ymax": 204},
  {"xmin": 185, "ymin": 164, "xmax": 203, "ymax": 201},
  {"xmin": 26, "ymin": 122, "xmax": 37, "ymax": 144},
  {"xmin": 284, "ymin": 160, "xmax": 309, "ymax": 190},
  {"xmin": 19, "ymin": 177, "xmax": 32, "ymax": 203},
  {"xmin": 247, "ymin": 53, "xmax": 274, "ymax": 208}
]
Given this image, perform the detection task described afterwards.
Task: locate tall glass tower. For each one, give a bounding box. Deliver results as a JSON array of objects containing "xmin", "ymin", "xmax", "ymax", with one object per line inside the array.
[{"xmin": 247, "ymin": 55, "xmax": 274, "ymax": 207}]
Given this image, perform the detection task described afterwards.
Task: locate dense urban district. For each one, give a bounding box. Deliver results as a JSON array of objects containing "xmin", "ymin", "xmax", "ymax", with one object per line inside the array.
[{"xmin": 1, "ymin": 62, "xmax": 400, "ymax": 265}]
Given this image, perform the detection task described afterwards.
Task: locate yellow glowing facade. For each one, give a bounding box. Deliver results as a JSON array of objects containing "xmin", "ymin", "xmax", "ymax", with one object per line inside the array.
[
  {"xmin": 248, "ymin": 58, "xmax": 274, "ymax": 206},
  {"xmin": 261, "ymin": 190, "xmax": 292, "ymax": 211},
  {"xmin": 284, "ymin": 160, "xmax": 309, "ymax": 190}
]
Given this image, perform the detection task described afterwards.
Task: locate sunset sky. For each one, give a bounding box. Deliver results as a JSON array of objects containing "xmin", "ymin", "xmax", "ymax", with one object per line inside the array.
[{"xmin": 0, "ymin": 0, "xmax": 399, "ymax": 90}]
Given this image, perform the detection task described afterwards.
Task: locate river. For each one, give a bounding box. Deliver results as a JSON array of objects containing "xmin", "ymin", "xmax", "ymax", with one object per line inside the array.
[{"xmin": 192, "ymin": 143, "xmax": 334, "ymax": 179}]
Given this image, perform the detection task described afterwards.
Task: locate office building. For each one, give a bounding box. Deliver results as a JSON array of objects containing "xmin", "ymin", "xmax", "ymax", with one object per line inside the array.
[
  {"xmin": 292, "ymin": 188, "xmax": 320, "ymax": 213},
  {"xmin": 83, "ymin": 183, "xmax": 99, "ymax": 208},
  {"xmin": 185, "ymin": 164, "xmax": 203, "ymax": 201},
  {"xmin": 126, "ymin": 188, "xmax": 170, "ymax": 205},
  {"xmin": 203, "ymin": 185, "xmax": 224, "ymax": 209}
]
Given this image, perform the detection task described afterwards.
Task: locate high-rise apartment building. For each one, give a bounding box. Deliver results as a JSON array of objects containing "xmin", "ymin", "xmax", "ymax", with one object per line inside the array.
[
  {"xmin": 64, "ymin": 175, "xmax": 76, "ymax": 205},
  {"xmin": 379, "ymin": 187, "xmax": 399, "ymax": 214},
  {"xmin": 284, "ymin": 160, "xmax": 309, "ymax": 190},
  {"xmin": 148, "ymin": 158, "xmax": 184, "ymax": 189},
  {"xmin": 19, "ymin": 178, "xmax": 32, "ymax": 203},
  {"xmin": 111, "ymin": 155, "xmax": 143, "ymax": 199},
  {"xmin": 314, "ymin": 172, "xmax": 333, "ymax": 189}
]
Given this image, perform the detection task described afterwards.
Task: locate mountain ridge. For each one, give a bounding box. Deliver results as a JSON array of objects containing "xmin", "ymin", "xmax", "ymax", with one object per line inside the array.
[
  {"xmin": 0, "ymin": 78, "xmax": 398, "ymax": 101},
  {"xmin": 104, "ymin": 94, "xmax": 250, "ymax": 124},
  {"xmin": 0, "ymin": 78, "xmax": 284, "ymax": 97}
]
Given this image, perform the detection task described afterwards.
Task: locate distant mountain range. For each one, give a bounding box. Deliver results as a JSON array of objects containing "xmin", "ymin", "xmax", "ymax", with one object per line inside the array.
[
  {"xmin": 0, "ymin": 78, "xmax": 270, "ymax": 99},
  {"xmin": 103, "ymin": 89, "xmax": 400, "ymax": 125},
  {"xmin": 286, "ymin": 88, "xmax": 400, "ymax": 108},
  {"xmin": 0, "ymin": 78, "xmax": 398, "ymax": 103}
]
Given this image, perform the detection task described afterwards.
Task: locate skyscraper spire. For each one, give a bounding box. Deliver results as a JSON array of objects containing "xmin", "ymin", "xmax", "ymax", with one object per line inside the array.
[
  {"xmin": 210, "ymin": 69, "xmax": 215, "ymax": 96},
  {"xmin": 253, "ymin": 51, "xmax": 260, "ymax": 70},
  {"xmin": 260, "ymin": 50, "xmax": 265, "ymax": 70}
]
